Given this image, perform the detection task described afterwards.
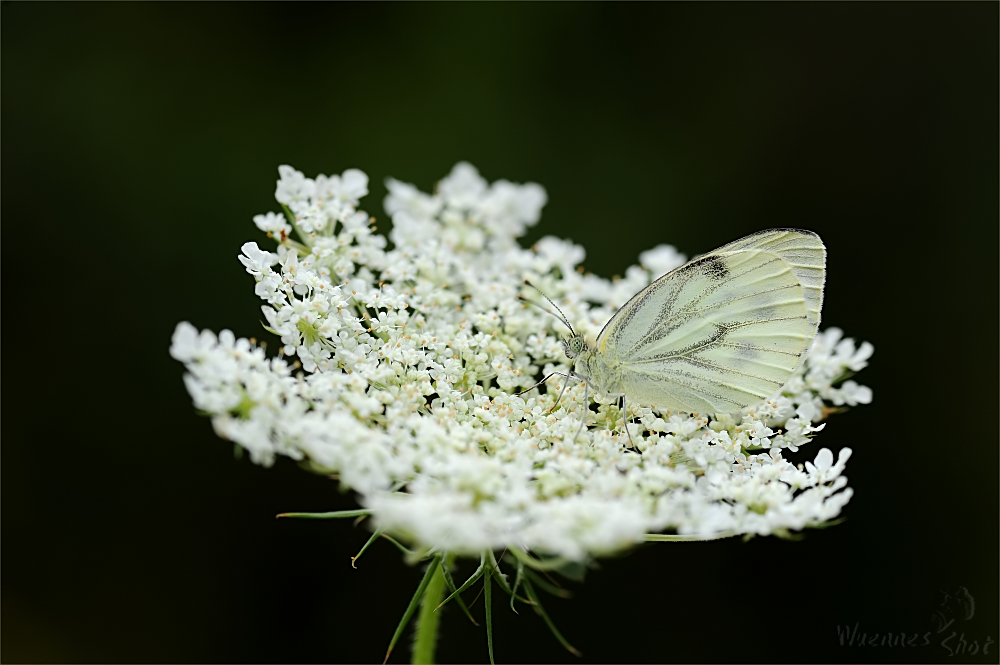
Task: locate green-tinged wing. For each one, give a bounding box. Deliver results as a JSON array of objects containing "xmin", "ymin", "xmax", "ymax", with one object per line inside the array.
[{"xmin": 597, "ymin": 229, "xmax": 825, "ymax": 414}]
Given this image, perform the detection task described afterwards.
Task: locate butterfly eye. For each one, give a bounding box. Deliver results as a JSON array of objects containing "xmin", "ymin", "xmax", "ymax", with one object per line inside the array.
[{"xmin": 568, "ymin": 336, "xmax": 584, "ymax": 356}]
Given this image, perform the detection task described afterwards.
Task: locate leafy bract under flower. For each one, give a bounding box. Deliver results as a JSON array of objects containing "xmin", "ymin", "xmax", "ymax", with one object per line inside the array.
[{"xmin": 171, "ymin": 162, "xmax": 873, "ymax": 561}]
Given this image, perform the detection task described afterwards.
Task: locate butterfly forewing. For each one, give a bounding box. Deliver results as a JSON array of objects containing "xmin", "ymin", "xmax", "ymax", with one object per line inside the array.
[{"xmin": 595, "ymin": 229, "xmax": 825, "ymax": 414}]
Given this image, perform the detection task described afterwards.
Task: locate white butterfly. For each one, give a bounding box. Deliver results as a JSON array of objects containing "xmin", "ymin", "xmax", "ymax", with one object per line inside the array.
[{"xmin": 521, "ymin": 228, "xmax": 826, "ymax": 440}]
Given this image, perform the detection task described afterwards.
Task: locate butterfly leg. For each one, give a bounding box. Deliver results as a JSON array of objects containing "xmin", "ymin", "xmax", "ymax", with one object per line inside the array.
[
  {"xmin": 574, "ymin": 379, "xmax": 589, "ymax": 442},
  {"xmin": 621, "ymin": 395, "xmax": 635, "ymax": 448},
  {"xmin": 546, "ymin": 372, "xmax": 577, "ymax": 413},
  {"xmin": 514, "ymin": 372, "xmax": 570, "ymax": 398}
]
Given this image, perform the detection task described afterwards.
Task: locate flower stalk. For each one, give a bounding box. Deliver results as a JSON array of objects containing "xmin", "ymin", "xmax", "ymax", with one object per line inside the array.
[{"xmin": 412, "ymin": 554, "xmax": 451, "ymax": 664}]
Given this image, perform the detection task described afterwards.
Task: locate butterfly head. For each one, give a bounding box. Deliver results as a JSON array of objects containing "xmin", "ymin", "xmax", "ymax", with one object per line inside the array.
[{"xmin": 562, "ymin": 334, "xmax": 586, "ymax": 359}]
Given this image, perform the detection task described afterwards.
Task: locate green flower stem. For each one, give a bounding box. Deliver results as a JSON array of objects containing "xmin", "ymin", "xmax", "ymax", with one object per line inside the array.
[
  {"xmin": 280, "ymin": 202, "xmax": 312, "ymax": 249},
  {"xmin": 275, "ymin": 509, "xmax": 371, "ymax": 519},
  {"xmin": 508, "ymin": 546, "xmax": 571, "ymax": 571},
  {"xmin": 412, "ymin": 554, "xmax": 452, "ymax": 664},
  {"xmin": 644, "ymin": 532, "xmax": 739, "ymax": 542},
  {"xmin": 484, "ymin": 561, "xmax": 494, "ymax": 665}
]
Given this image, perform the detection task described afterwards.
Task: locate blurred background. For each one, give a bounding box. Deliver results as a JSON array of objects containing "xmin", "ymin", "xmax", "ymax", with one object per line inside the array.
[{"xmin": 3, "ymin": 3, "xmax": 997, "ymax": 663}]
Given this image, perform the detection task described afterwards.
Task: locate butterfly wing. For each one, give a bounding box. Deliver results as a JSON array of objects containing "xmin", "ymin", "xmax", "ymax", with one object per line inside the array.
[{"xmin": 596, "ymin": 228, "xmax": 825, "ymax": 414}]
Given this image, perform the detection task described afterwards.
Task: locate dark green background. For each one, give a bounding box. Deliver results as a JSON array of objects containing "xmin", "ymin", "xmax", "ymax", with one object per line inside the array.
[{"xmin": 3, "ymin": 3, "xmax": 997, "ymax": 663}]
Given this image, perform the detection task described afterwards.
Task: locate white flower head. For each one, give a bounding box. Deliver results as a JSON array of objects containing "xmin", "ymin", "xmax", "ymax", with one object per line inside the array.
[{"xmin": 174, "ymin": 163, "xmax": 873, "ymax": 561}]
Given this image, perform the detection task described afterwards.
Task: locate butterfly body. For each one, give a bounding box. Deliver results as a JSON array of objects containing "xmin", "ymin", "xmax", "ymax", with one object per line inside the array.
[{"xmin": 572, "ymin": 346, "xmax": 624, "ymax": 399}]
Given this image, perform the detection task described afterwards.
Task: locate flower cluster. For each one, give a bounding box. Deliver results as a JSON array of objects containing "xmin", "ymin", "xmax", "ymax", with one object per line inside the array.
[{"xmin": 171, "ymin": 163, "xmax": 873, "ymax": 561}]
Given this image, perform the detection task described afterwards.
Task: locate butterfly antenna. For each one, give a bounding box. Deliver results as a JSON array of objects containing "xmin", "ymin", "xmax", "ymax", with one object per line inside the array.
[
  {"xmin": 518, "ymin": 295, "xmax": 572, "ymax": 331},
  {"xmin": 521, "ymin": 280, "xmax": 577, "ymax": 335}
]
